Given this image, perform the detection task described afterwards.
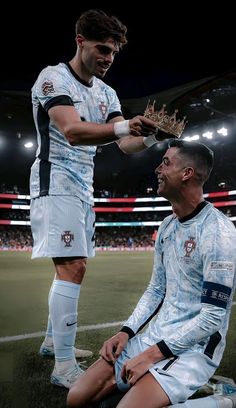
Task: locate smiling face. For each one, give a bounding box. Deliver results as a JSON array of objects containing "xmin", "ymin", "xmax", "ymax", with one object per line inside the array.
[
  {"xmin": 77, "ymin": 35, "xmax": 119, "ymax": 79},
  {"xmin": 155, "ymin": 147, "xmax": 188, "ymax": 200}
]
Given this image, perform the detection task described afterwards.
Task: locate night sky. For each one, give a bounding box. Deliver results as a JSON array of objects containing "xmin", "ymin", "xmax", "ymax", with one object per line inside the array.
[
  {"xmin": 1, "ymin": 4, "xmax": 235, "ymax": 193},
  {"xmin": 1, "ymin": 4, "xmax": 235, "ymax": 98}
]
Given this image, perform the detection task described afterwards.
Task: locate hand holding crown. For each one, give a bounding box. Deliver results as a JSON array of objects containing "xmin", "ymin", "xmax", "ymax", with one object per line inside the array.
[{"xmin": 144, "ymin": 100, "xmax": 187, "ymax": 139}]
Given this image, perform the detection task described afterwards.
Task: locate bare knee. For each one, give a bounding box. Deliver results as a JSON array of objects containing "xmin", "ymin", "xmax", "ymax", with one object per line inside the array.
[
  {"xmin": 67, "ymin": 359, "xmax": 115, "ymax": 407},
  {"xmin": 66, "ymin": 387, "xmax": 77, "ymax": 407},
  {"xmin": 67, "ymin": 386, "xmax": 82, "ymax": 407},
  {"xmin": 72, "ymin": 258, "xmax": 87, "ymax": 282},
  {"xmin": 53, "ymin": 257, "xmax": 87, "ymax": 283},
  {"xmin": 67, "ymin": 380, "xmax": 95, "ymax": 407}
]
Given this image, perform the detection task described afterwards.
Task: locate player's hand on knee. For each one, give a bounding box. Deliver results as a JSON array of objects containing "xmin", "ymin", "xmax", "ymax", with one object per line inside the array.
[
  {"xmin": 99, "ymin": 332, "xmax": 129, "ymax": 364},
  {"xmin": 121, "ymin": 358, "xmax": 151, "ymax": 386}
]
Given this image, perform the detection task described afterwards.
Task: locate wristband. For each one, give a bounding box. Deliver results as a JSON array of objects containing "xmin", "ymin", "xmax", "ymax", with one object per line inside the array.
[
  {"xmin": 120, "ymin": 326, "xmax": 135, "ymax": 339},
  {"xmin": 114, "ymin": 120, "xmax": 130, "ymax": 138},
  {"xmin": 143, "ymin": 134, "xmax": 158, "ymax": 147}
]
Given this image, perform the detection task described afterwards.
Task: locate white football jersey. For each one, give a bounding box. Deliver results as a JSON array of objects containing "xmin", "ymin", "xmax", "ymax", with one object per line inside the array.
[
  {"xmin": 30, "ymin": 62, "xmax": 122, "ymax": 204},
  {"xmin": 123, "ymin": 202, "xmax": 236, "ymax": 366}
]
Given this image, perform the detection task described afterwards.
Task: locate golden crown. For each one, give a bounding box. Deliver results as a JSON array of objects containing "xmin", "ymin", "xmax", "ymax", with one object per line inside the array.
[{"xmin": 144, "ymin": 100, "xmax": 187, "ymax": 138}]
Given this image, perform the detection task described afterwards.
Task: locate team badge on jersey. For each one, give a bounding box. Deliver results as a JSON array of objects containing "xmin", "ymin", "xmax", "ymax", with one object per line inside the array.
[
  {"xmin": 99, "ymin": 101, "xmax": 107, "ymax": 119},
  {"xmin": 42, "ymin": 80, "xmax": 55, "ymax": 96},
  {"xmin": 184, "ymin": 237, "xmax": 196, "ymax": 257},
  {"xmin": 61, "ymin": 230, "xmax": 74, "ymax": 247}
]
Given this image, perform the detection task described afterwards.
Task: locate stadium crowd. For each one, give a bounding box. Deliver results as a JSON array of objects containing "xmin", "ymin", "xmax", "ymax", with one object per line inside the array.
[{"xmin": 0, "ymin": 226, "xmax": 155, "ymax": 251}]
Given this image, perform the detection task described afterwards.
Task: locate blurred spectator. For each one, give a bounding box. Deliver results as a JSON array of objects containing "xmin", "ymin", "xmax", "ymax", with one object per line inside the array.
[
  {"xmin": 151, "ymin": 229, "xmax": 158, "ymax": 242},
  {"xmin": 127, "ymin": 236, "xmax": 134, "ymax": 248},
  {"xmin": 12, "ymin": 185, "xmax": 19, "ymax": 194},
  {"xmin": 0, "ymin": 226, "xmax": 33, "ymax": 250}
]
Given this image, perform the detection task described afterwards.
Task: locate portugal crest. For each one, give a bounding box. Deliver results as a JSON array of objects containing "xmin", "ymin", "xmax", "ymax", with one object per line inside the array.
[
  {"xmin": 184, "ymin": 237, "xmax": 196, "ymax": 257},
  {"xmin": 61, "ymin": 231, "xmax": 74, "ymax": 247},
  {"xmin": 99, "ymin": 101, "xmax": 107, "ymax": 119}
]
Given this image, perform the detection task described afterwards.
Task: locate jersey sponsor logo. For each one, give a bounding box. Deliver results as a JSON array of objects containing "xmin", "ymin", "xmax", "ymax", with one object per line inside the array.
[
  {"xmin": 42, "ymin": 80, "xmax": 55, "ymax": 96},
  {"xmin": 210, "ymin": 261, "xmax": 234, "ymax": 271},
  {"xmin": 201, "ymin": 281, "xmax": 231, "ymax": 308},
  {"xmin": 99, "ymin": 101, "xmax": 107, "ymax": 119},
  {"xmin": 61, "ymin": 230, "xmax": 74, "ymax": 247},
  {"xmin": 184, "ymin": 237, "xmax": 196, "ymax": 257}
]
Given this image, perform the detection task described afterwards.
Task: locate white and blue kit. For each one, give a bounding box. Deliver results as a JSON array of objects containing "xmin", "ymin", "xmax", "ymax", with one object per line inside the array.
[
  {"xmin": 116, "ymin": 202, "xmax": 236, "ymax": 404},
  {"xmin": 30, "ymin": 62, "xmax": 122, "ymax": 258}
]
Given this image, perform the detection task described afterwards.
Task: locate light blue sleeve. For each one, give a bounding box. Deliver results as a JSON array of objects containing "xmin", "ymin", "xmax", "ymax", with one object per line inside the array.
[
  {"xmin": 123, "ymin": 225, "xmax": 166, "ymax": 334},
  {"xmin": 32, "ymin": 65, "xmax": 72, "ymax": 109},
  {"xmin": 163, "ymin": 215, "xmax": 236, "ymax": 355}
]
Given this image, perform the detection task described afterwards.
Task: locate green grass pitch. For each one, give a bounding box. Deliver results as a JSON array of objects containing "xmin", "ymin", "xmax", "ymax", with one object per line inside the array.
[{"xmin": 0, "ymin": 251, "xmax": 235, "ymax": 407}]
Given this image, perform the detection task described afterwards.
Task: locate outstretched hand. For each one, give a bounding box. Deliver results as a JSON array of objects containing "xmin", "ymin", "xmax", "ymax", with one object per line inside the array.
[
  {"xmin": 129, "ymin": 115, "xmax": 157, "ymax": 137},
  {"xmin": 129, "ymin": 115, "xmax": 177, "ymax": 141}
]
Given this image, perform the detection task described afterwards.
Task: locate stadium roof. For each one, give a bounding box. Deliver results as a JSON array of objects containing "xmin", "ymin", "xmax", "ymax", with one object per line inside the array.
[{"xmin": 1, "ymin": 70, "xmax": 236, "ymax": 194}]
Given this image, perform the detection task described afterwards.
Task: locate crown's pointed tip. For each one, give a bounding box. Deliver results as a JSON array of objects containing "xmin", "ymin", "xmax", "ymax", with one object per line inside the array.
[{"xmin": 143, "ymin": 103, "xmax": 187, "ymax": 138}]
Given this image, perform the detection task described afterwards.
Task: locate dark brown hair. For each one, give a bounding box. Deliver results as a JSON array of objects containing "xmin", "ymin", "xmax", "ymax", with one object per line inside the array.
[
  {"xmin": 75, "ymin": 9, "xmax": 127, "ymax": 48},
  {"xmin": 168, "ymin": 139, "xmax": 214, "ymax": 184}
]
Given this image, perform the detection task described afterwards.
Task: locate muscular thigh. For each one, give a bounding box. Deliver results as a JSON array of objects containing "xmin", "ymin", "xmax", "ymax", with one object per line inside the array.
[
  {"xmin": 53, "ymin": 257, "xmax": 87, "ymax": 283},
  {"xmin": 117, "ymin": 373, "xmax": 170, "ymax": 408},
  {"xmin": 68, "ymin": 358, "xmax": 117, "ymax": 406}
]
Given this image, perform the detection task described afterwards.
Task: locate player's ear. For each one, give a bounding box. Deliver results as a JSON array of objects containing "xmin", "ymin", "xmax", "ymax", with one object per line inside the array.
[
  {"xmin": 182, "ymin": 167, "xmax": 194, "ymax": 181},
  {"xmin": 76, "ymin": 34, "xmax": 85, "ymax": 48}
]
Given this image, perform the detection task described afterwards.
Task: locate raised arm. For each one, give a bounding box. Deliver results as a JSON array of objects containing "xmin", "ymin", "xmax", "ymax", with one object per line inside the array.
[{"xmin": 48, "ymin": 104, "xmax": 158, "ymax": 146}]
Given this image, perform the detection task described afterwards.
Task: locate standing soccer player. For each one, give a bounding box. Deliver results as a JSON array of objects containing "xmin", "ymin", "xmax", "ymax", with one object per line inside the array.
[{"xmin": 30, "ymin": 9, "xmax": 171, "ymax": 388}]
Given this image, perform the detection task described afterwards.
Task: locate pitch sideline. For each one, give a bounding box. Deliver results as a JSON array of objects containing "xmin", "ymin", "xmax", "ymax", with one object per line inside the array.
[
  {"xmin": 1, "ymin": 301, "xmax": 236, "ymax": 343},
  {"xmin": 0, "ymin": 321, "xmax": 125, "ymax": 343}
]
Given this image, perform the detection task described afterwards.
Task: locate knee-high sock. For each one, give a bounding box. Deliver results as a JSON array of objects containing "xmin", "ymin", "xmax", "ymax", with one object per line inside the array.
[
  {"xmin": 49, "ymin": 280, "xmax": 80, "ymax": 362},
  {"xmin": 44, "ymin": 277, "xmax": 56, "ymax": 343},
  {"xmin": 171, "ymin": 395, "xmax": 232, "ymax": 408}
]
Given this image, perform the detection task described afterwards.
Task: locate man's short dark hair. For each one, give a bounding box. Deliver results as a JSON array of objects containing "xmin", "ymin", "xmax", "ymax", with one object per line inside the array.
[
  {"xmin": 168, "ymin": 139, "xmax": 214, "ymax": 184},
  {"xmin": 75, "ymin": 9, "xmax": 127, "ymax": 48}
]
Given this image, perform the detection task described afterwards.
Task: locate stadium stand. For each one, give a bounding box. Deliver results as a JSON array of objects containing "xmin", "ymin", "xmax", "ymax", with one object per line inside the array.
[{"xmin": 0, "ymin": 190, "xmax": 235, "ymax": 251}]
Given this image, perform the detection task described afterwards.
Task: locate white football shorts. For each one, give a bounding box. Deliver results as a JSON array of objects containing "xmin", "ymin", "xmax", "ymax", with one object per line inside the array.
[
  {"xmin": 114, "ymin": 335, "xmax": 217, "ymax": 405},
  {"xmin": 30, "ymin": 195, "xmax": 95, "ymax": 259}
]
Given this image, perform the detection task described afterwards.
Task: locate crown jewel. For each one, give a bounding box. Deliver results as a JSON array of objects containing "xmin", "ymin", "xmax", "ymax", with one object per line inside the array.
[{"xmin": 144, "ymin": 100, "xmax": 187, "ymax": 138}]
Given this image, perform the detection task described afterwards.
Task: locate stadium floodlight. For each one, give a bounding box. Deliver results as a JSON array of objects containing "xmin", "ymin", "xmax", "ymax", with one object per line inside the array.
[
  {"xmin": 217, "ymin": 127, "xmax": 228, "ymax": 136},
  {"xmin": 24, "ymin": 142, "xmax": 34, "ymax": 149},
  {"xmin": 202, "ymin": 131, "xmax": 213, "ymax": 139},
  {"xmin": 183, "ymin": 135, "xmax": 200, "ymax": 141}
]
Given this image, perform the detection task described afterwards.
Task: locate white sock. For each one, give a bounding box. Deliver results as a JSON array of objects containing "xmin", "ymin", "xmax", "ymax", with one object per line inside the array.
[
  {"xmin": 171, "ymin": 395, "xmax": 233, "ymax": 408},
  {"xmin": 43, "ymin": 332, "xmax": 53, "ymax": 347},
  {"xmin": 49, "ymin": 280, "xmax": 80, "ymax": 370},
  {"xmin": 43, "ymin": 277, "xmax": 56, "ymax": 345}
]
